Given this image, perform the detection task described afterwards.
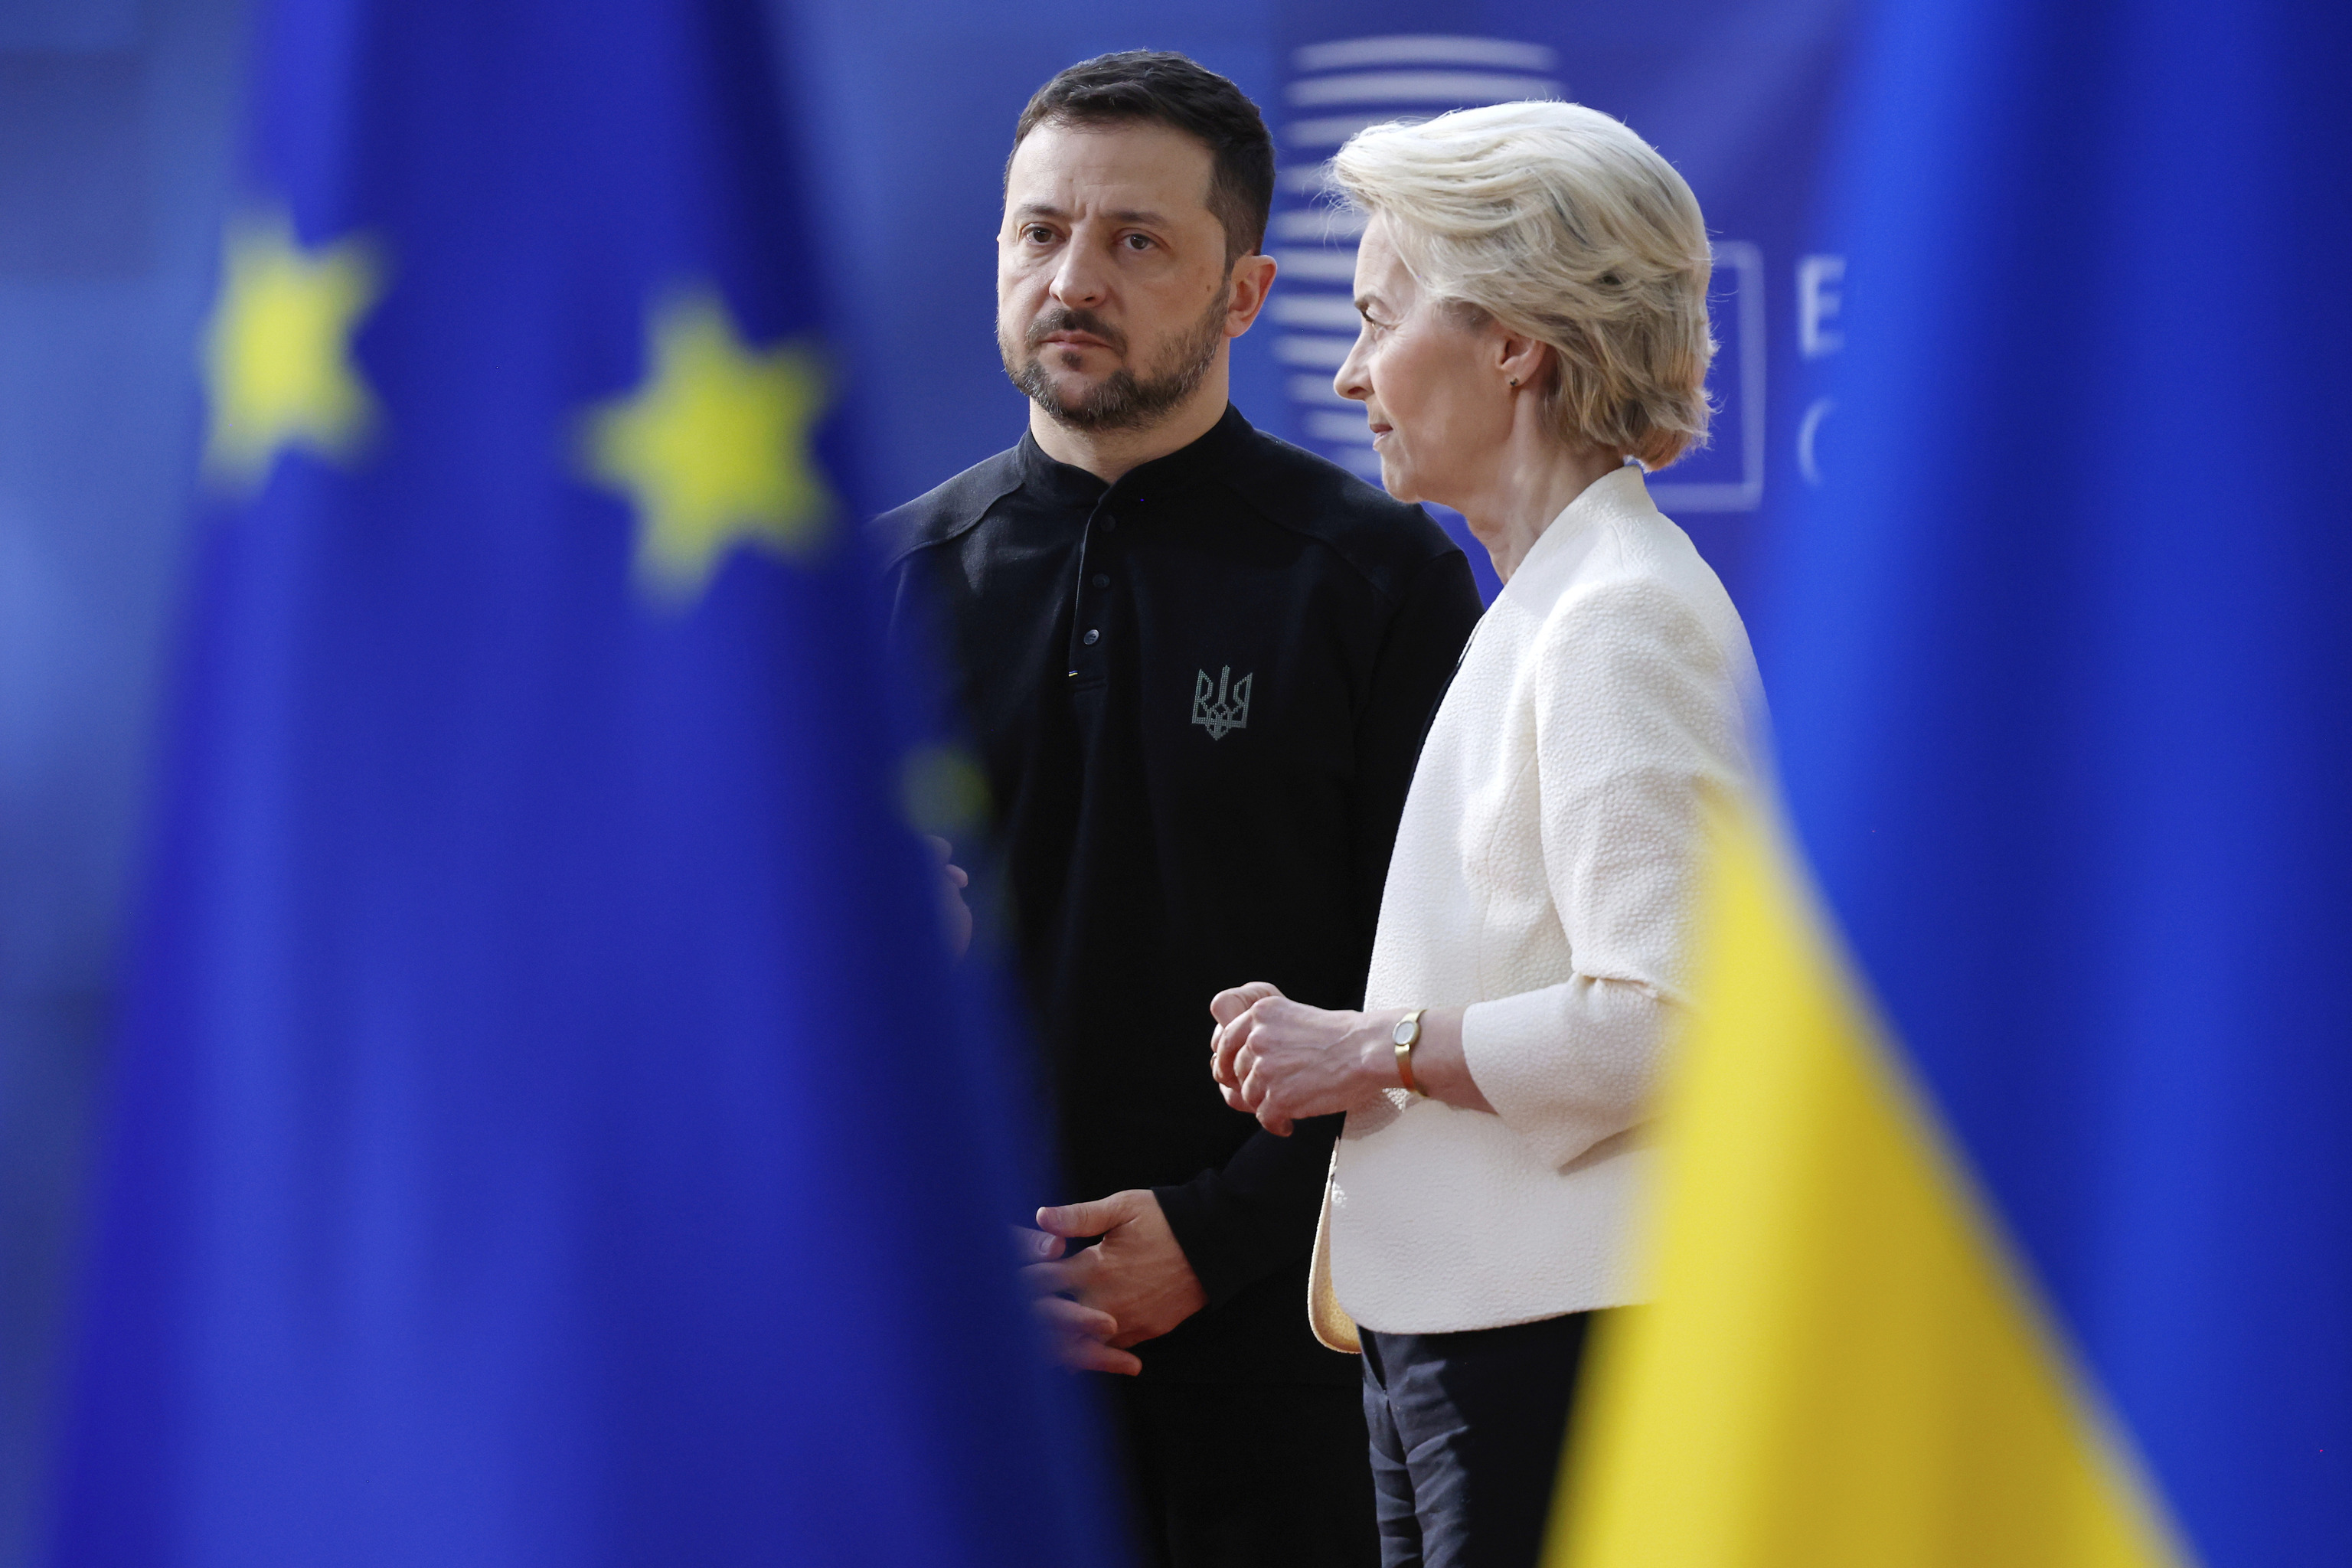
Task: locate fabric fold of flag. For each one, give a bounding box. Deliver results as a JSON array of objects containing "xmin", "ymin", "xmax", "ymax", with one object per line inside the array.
[
  {"xmin": 1550, "ymin": 1, "xmax": 2352, "ymax": 1564},
  {"xmin": 47, "ymin": 2, "xmax": 1126, "ymax": 1563}
]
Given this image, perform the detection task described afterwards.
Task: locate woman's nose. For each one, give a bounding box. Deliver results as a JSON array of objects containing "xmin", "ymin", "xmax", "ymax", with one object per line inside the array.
[{"xmin": 1334, "ymin": 335, "xmax": 1370, "ymax": 403}]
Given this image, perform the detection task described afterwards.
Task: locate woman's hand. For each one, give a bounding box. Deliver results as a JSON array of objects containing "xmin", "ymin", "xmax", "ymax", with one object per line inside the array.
[{"xmin": 1207, "ymin": 982, "xmax": 1399, "ymax": 1135}]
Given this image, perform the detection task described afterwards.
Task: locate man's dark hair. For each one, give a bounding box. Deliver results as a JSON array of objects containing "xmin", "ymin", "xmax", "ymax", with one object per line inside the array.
[{"xmin": 1012, "ymin": 51, "xmax": 1276, "ymax": 269}]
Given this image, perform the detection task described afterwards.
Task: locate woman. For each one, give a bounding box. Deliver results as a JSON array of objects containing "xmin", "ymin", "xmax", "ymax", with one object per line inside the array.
[{"xmin": 1208, "ymin": 101, "xmax": 1762, "ymax": 1566}]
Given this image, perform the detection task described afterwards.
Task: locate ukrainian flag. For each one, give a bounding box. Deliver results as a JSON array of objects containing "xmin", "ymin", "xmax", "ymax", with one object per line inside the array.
[
  {"xmin": 1554, "ymin": 2, "xmax": 2350, "ymax": 1564},
  {"xmin": 45, "ymin": 1, "xmax": 1122, "ymax": 1563}
]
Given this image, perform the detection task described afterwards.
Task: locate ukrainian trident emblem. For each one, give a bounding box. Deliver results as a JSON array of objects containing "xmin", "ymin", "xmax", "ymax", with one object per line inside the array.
[{"xmin": 1191, "ymin": 665, "xmax": 1253, "ymax": 740}]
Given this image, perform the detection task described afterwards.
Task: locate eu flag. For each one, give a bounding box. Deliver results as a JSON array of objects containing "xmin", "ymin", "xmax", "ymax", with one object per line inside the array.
[
  {"xmin": 47, "ymin": 1, "xmax": 1125, "ymax": 1563},
  {"xmin": 1555, "ymin": 0, "xmax": 2350, "ymax": 1564}
]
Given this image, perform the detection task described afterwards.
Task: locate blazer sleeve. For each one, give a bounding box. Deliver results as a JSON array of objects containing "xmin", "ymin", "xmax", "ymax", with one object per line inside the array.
[{"xmin": 1458, "ymin": 575, "xmax": 1751, "ymax": 1171}]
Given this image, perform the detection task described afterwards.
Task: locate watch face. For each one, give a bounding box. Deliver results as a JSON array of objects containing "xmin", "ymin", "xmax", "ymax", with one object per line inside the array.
[{"xmin": 1392, "ymin": 1018, "xmax": 1415, "ymax": 1046}]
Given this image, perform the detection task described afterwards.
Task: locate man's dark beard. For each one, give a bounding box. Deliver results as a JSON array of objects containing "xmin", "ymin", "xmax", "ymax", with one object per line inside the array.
[{"xmin": 1002, "ymin": 292, "xmax": 1228, "ymax": 433}]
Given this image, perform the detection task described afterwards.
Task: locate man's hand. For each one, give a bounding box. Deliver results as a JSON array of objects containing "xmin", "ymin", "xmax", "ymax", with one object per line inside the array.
[
  {"xmin": 1011, "ymin": 1223, "xmax": 1135, "ymax": 1374},
  {"xmin": 1209, "ymin": 982, "xmax": 1393, "ymax": 1135},
  {"xmin": 1019, "ymin": 1190, "xmax": 1207, "ymax": 1375},
  {"xmin": 926, "ymin": 835, "xmax": 973, "ymax": 959}
]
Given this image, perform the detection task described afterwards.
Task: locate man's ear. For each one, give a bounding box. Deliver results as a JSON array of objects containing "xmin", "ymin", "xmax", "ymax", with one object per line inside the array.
[{"xmin": 1223, "ymin": 252, "xmax": 1279, "ymax": 337}]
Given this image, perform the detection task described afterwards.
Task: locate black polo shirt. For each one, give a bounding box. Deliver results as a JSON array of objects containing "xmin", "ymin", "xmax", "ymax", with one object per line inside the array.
[{"xmin": 881, "ymin": 405, "xmax": 1484, "ymax": 1383}]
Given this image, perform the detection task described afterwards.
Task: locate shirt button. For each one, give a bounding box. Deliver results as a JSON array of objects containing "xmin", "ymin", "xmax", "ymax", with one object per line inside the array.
[
  {"xmin": 1102, "ymin": 516, "xmax": 1118, "ymax": 531},
  {"xmin": 1082, "ymin": 629, "xmax": 1100, "ymax": 645},
  {"xmin": 1090, "ymin": 573, "xmax": 1109, "ymax": 589}
]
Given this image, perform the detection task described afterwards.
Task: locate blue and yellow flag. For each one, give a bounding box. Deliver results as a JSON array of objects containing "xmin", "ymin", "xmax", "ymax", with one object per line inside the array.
[
  {"xmin": 1557, "ymin": 1, "xmax": 2350, "ymax": 1564},
  {"xmin": 47, "ymin": 2, "xmax": 1123, "ymax": 1563}
]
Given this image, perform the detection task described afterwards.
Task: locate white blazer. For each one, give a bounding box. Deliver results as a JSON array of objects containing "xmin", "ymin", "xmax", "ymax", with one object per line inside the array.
[{"xmin": 1312, "ymin": 466, "xmax": 1762, "ymax": 1344}]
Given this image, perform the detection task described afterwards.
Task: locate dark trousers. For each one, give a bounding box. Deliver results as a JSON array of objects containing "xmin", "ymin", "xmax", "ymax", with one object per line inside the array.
[
  {"xmin": 1110, "ymin": 1377, "xmax": 1380, "ymax": 1568},
  {"xmin": 1360, "ymin": 1313, "xmax": 1599, "ymax": 1568}
]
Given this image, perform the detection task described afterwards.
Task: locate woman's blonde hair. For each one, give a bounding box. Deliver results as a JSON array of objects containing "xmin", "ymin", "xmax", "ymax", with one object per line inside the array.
[{"xmin": 1331, "ymin": 101, "xmax": 1714, "ymax": 469}]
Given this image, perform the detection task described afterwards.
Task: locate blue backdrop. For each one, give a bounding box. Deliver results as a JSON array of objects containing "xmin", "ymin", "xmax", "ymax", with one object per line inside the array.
[{"xmin": 0, "ymin": 3, "xmax": 1854, "ymax": 1563}]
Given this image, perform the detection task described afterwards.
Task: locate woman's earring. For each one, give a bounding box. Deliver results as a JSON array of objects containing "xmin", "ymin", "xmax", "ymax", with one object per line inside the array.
[{"xmin": 1508, "ymin": 376, "xmax": 1519, "ymax": 387}]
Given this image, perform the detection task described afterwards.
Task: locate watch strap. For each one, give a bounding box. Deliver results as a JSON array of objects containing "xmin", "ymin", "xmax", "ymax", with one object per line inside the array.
[{"xmin": 1393, "ymin": 1008, "xmax": 1428, "ymax": 1098}]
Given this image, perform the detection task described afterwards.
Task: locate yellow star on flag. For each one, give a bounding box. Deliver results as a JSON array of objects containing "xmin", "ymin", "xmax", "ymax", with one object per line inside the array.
[
  {"xmin": 583, "ymin": 291, "xmax": 836, "ymax": 602},
  {"xmin": 201, "ymin": 211, "xmax": 385, "ymax": 488}
]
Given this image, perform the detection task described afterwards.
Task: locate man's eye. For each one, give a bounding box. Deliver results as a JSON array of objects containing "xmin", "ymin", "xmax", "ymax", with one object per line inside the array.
[
  {"xmin": 1123, "ymin": 234, "xmax": 1154, "ymax": 250},
  {"xmin": 1024, "ymin": 226, "xmax": 1055, "ymax": 243}
]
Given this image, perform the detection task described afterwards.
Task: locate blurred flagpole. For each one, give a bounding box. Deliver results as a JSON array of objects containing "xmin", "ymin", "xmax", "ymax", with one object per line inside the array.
[
  {"xmin": 45, "ymin": 1, "xmax": 1127, "ymax": 1563},
  {"xmin": 1550, "ymin": 0, "xmax": 2352, "ymax": 1564}
]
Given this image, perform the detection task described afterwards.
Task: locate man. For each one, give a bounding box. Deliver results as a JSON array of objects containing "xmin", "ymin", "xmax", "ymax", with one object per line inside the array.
[{"xmin": 880, "ymin": 52, "xmax": 1483, "ymax": 1567}]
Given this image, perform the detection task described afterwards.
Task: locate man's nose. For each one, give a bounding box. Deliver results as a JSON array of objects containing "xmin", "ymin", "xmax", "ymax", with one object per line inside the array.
[{"xmin": 1049, "ymin": 245, "xmax": 1109, "ymax": 310}]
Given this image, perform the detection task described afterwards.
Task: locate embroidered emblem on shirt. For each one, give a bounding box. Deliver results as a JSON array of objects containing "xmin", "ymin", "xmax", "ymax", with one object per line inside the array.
[{"xmin": 1191, "ymin": 666, "xmax": 1253, "ymax": 740}]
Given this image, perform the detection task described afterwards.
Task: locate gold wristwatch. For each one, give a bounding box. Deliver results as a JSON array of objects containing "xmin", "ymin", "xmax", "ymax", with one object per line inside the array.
[{"xmin": 1392, "ymin": 1008, "xmax": 1428, "ymax": 1098}]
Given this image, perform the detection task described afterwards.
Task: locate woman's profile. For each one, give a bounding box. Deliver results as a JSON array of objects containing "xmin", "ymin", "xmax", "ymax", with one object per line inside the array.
[{"xmin": 1208, "ymin": 99, "xmax": 1765, "ymax": 1565}]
